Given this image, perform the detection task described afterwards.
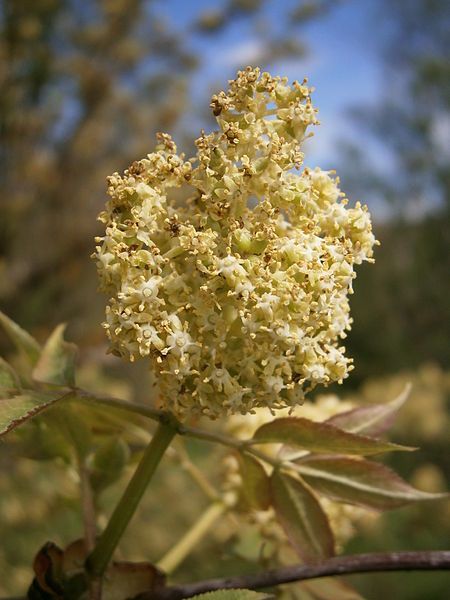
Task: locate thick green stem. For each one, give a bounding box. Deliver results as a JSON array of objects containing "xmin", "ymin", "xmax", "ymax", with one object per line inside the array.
[
  {"xmin": 85, "ymin": 421, "xmax": 176, "ymax": 578},
  {"xmin": 157, "ymin": 501, "xmax": 227, "ymax": 574}
]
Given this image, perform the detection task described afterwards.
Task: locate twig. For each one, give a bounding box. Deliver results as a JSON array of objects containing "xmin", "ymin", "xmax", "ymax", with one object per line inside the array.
[
  {"xmin": 140, "ymin": 551, "xmax": 450, "ymax": 600},
  {"xmin": 85, "ymin": 421, "xmax": 176, "ymax": 578}
]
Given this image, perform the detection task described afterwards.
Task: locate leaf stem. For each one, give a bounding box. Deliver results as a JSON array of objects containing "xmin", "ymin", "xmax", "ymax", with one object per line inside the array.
[
  {"xmin": 157, "ymin": 501, "xmax": 227, "ymax": 574},
  {"xmin": 76, "ymin": 387, "xmax": 282, "ymax": 467},
  {"xmin": 85, "ymin": 420, "xmax": 176, "ymax": 578}
]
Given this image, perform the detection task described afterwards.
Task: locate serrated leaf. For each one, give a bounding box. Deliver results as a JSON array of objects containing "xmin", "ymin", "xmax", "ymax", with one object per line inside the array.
[
  {"xmin": 0, "ymin": 391, "xmax": 67, "ymax": 436},
  {"xmin": 295, "ymin": 456, "xmax": 447, "ymax": 510},
  {"xmin": 0, "ymin": 357, "xmax": 21, "ymax": 390},
  {"xmin": 271, "ymin": 470, "xmax": 334, "ymax": 562},
  {"xmin": 0, "ymin": 309, "xmax": 41, "ymax": 366},
  {"xmin": 326, "ymin": 384, "xmax": 411, "ymax": 436},
  {"xmin": 238, "ymin": 453, "xmax": 271, "ymax": 510},
  {"xmin": 300, "ymin": 578, "xmax": 366, "ymax": 600},
  {"xmin": 252, "ymin": 417, "xmax": 414, "ymax": 456},
  {"xmin": 33, "ymin": 324, "xmax": 77, "ymax": 386},
  {"xmin": 90, "ymin": 438, "xmax": 130, "ymax": 493},
  {"xmin": 191, "ymin": 590, "xmax": 271, "ymax": 600}
]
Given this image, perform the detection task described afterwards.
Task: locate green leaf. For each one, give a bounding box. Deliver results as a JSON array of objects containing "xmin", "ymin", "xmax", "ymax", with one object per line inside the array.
[
  {"xmin": 46, "ymin": 405, "xmax": 93, "ymax": 461},
  {"xmin": 295, "ymin": 456, "xmax": 447, "ymax": 510},
  {"xmin": 191, "ymin": 590, "xmax": 271, "ymax": 600},
  {"xmin": 300, "ymin": 578, "xmax": 366, "ymax": 600},
  {"xmin": 0, "ymin": 309, "xmax": 41, "ymax": 366},
  {"xmin": 252, "ymin": 417, "xmax": 414, "ymax": 456},
  {"xmin": 238, "ymin": 453, "xmax": 271, "ymax": 510},
  {"xmin": 0, "ymin": 357, "xmax": 21, "ymax": 390},
  {"xmin": 270, "ymin": 470, "xmax": 334, "ymax": 562},
  {"xmin": 326, "ymin": 384, "xmax": 411, "ymax": 436},
  {"xmin": 16, "ymin": 418, "xmax": 73, "ymax": 462},
  {"xmin": 90, "ymin": 438, "xmax": 130, "ymax": 493},
  {"xmin": 0, "ymin": 391, "xmax": 67, "ymax": 437},
  {"xmin": 33, "ymin": 324, "xmax": 77, "ymax": 386}
]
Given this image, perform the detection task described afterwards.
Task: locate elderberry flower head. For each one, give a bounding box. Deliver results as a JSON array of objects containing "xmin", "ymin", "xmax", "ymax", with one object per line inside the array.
[{"xmin": 94, "ymin": 67, "xmax": 377, "ymax": 418}]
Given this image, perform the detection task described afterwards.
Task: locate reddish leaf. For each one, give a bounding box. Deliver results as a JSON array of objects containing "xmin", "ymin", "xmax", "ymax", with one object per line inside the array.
[
  {"xmin": 326, "ymin": 385, "xmax": 411, "ymax": 436},
  {"xmin": 238, "ymin": 453, "xmax": 271, "ymax": 510},
  {"xmin": 30, "ymin": 542, "xmax": 64, "ymax": 597},
  {"xmin": 253, "ymin": 417, "xmax": 414, "ymax": 456},
  {"xmin": 271, "ymin": 470, "xmax": 334, "ymax": 562},
  {"xmin": 295, "ymin": 456, "xmax": 447, "ymax": 510}
]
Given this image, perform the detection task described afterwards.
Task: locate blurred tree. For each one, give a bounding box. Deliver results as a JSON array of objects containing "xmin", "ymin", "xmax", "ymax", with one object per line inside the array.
[
  {"xmin": 0, "ymin": 0, "xmax": 335, "ymax": 343},
  {"xmin": 342, "ymin": 0, "xmax": 450, "ymax": 383},
  {"xmin": 0, "ymin": 0, "xmax": 196, "ymax": 338}
]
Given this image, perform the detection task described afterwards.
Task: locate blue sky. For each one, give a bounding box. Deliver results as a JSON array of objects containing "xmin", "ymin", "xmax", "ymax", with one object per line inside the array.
[{"xmin": 154, "ymin": 0, "xmax": 386, "ymax": 169}]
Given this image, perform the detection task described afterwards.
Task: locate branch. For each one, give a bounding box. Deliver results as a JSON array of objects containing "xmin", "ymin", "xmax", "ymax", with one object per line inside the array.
[{"xmin": 143, "ymin": 551, "xmax": 450, "ymax": 600}]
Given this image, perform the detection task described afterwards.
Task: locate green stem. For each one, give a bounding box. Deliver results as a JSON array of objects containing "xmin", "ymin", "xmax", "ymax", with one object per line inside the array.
[
  {"xmin": 75, "ymin": 387, "xmax": 281, "ymax": 466},
  {"xmin": 182, "ymin": 424, "xmax": 281, "ymax": 467},
  {"xmin": 85, "ymin": 421, "xmax": 176, "ymax": 578},
  {"xmin": 157, "ymin": 501, "xmax": 227, "ymax": 574}
]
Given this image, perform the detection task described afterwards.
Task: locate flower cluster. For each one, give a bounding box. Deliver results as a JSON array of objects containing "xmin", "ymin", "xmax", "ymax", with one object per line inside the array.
[{"xmin": 94, "ymin": 67, "xmax": 377, "ymax": 418}]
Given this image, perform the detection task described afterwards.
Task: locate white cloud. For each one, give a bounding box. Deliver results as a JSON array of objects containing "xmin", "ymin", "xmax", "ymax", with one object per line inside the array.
[{"xmin": 215, "ymin": 39, "xmax": 266, "ymax": 67}]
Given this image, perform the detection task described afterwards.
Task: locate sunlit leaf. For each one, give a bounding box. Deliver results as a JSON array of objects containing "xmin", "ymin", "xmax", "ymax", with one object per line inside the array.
[
  {"xmin": 238, "ymin": 453, "xmax": 271, "ymax": 510},
  {"xmin": 0, "ymin": 357, "xmax": 20, "ymax": 390},
  {"xmin": 33, "ymin": 324, "xmax": 77, "ymax": 386},
  {"xmin": 326, "ymin": 384, "xmax": 411, "ymax": 436},
  {"xmin": 0, "ymin": 309, "xmax": 41, "ymax": 366},
  {"xmin": 0, "ymin": 391, "xmax": 67, "ymax": 437},
  {"xmin": 252, "ymin": 417, "xmax": 414, "ymax": 456},
  {"xmin": 295, "ymin": 456, "xmax": 447, "ymax": 510},
  {"xmin": 270, "ymin": 470, "xmax": 334, "ymax": 562}
]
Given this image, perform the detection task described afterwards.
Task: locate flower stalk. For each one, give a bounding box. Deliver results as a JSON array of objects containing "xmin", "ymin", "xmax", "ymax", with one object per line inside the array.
[{"xmin": 85, "ymin": 420, "xmax": 176, "ymax": 578}]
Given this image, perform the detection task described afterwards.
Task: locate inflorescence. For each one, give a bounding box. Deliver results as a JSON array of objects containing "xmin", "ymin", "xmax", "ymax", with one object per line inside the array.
[{"xmin": 94, "ymin": 67, "xmax": 377, "ymax": 418}]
